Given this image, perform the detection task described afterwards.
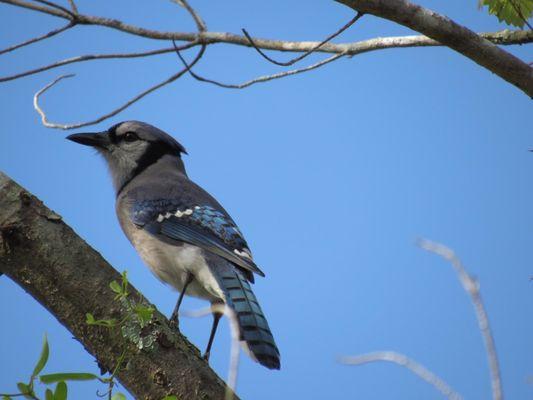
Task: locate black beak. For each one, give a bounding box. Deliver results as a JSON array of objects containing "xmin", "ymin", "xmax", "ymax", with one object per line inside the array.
[{"xmin": 66, "ymin": 132, "xmax": 109, "ymax": 149}]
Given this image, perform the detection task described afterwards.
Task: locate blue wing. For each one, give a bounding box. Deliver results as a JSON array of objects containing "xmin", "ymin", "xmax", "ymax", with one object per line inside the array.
[{"xmin": 130, "ymin": 200, "xmax": 265, "ymax": 277}]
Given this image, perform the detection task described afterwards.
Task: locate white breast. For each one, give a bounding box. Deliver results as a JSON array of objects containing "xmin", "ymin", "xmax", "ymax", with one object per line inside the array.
[{"xmin": 125, "ymin": 223, "xmax": 225, "ymax": 302}]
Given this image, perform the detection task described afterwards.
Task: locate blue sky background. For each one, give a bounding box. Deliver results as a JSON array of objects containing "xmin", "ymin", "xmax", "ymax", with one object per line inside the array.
[{"xmin": 1, "ymin": 1, "xmax": 532, "ymax": 399}]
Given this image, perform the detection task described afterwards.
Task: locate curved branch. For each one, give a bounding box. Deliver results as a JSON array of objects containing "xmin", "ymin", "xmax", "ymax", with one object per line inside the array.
[
  {"xmin": 0, "ymin": 172, "xmax": 238, "ymax": 400},
  {"xmin": 336, "ymin": 0, "xmax": 533, "ymax": 96},
  {"xmin": 174, "ymin": 40, "xmax": 346, "ymax": 89},
  {"xmin": 241, "ymin": 12, "xmax": 363, "ymax": 66},
  {"xmin": 0, "ymin": 21, "xmax": 74, "ymax": 56},
  {"xmin": 0, "ymin": 43, "xmax": 197, "ymax": 83},
  {"xmin": 340, "ymin": 352, "xmax": 463, "ymax": 400},
  {"xmin": 418, "ymin": 239, "xmax": 503, "ymax": 400},
  {"xmin": 33, "ymin": 44, "xmax": 206, "ymax": 129}
]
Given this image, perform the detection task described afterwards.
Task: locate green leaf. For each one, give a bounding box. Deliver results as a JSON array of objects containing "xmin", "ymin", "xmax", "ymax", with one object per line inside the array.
[
  {"xmin": 54, "ymin": 381, "xmax": 67, "ymax": 400},
  {"xmin": 32, "ymin": 334, "xmax": 50, "ymax": 377},
  {"xmin": 2, "ymin": 395, "xmax": 13, "ymax": 400},
  {"xmin": 161, "ymin": 396, "xmax": 178, "ymax": 400},
  {"xmin": 109, "ymin": 280, "xmax": 122, "ymax": 294},
  {"xmin": 40, "ymin": 373, "xmax": 98, "ymax": 384},
  {"xmin": 16, "ymin": 382, "xmax": 33, "ymax": 399},
  {"xmin": 121, "ymin": 270, "xmax": 129, "ymax": 296},
  {"xmin": 480, "ymin": 0, "xmax": 533, "ymax": 27},
  {"xmin": 86, "ymin": 313, "xmax": 95, "ymax": 324},
  {"xmin": 134, "ymin": 304, "xmax": 154, "ymax": 326},
  {"xmin": 111, "ymin": 393, "xmax": 127, "ymax": 400},
  {"xmin": 45, "ymin": 388, "xmax": 54, "ymax": 400},
  {"xmin": 86, "ymin": 313, "xmax": 116, "ymax": 327}
]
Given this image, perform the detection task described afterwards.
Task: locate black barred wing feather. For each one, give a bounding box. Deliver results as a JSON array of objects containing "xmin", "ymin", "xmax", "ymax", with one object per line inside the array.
[{"xmin": 130, "ymin": 200, "xmax": 265, "ymax": 277}]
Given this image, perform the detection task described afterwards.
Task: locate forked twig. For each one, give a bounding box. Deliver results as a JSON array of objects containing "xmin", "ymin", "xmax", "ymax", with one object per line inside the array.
[
  {"xmin": 173, "ymin": 40, "xmax": 346, "ymax": 89},
  {"xmin": 242, "ymin": 12, "xmax": 363, "ymax": 66},
  {"xmin": 417, "ymin": 239, "xmax": 503, "ymax": 400},
  {"xmin": 33, "ymin": 44, "xmax": 206, "ymax": 129},
  {"xmin": 181, "ymin": 304, "xmax": 240, "ymax": 400},
  {"xmin": 32, "ymin": 0, "xmax": 76, "ymax": 19},
  {"xmin": 340, "ymin": 351, "xmax": 463, "ymax": 400}
]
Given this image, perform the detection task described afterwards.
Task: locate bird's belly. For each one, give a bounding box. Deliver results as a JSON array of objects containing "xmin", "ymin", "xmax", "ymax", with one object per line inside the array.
[{"xmin": 129, "ymin": 228, "xmax": 224, "ymax": 302}]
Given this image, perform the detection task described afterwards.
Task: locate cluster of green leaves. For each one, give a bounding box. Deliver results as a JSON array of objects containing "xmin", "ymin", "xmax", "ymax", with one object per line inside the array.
[
  {"xmin": 0, "ymin": 335, "xmax": 100, "ymax": 400},
  {"xmin": 479, "ymin": 0, "xmax": 533, "ymax": 28},
  {"xmin": 2, "ymin": 272, "xmax": 178, "ymax": 400},
  {"xmin": 86, "ymin": 271, "xmax": 157, "ymax": 350}
]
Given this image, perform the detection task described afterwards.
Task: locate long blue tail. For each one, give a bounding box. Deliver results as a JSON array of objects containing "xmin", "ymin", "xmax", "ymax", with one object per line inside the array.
[{"xmin": 216, "ymin": 266, "xmax": 280, "ymax": 370}]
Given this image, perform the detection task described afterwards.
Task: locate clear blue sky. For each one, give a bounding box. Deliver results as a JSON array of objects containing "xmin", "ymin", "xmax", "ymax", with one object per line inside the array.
[{"xmin": 1, "ymin": 1, "xmax": 532, "ymax": 399}]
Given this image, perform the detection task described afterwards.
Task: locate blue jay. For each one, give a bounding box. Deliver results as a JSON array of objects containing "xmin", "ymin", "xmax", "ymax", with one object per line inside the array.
[{"xmin": 67, "ymin": 121, "xmax": 280, "ymax": 370}]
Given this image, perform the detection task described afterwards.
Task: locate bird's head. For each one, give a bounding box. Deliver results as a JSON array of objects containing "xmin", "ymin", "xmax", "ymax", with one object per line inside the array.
[{"xmin": 67, "ymin": 120, "xmax": 187, "ymax": 193}]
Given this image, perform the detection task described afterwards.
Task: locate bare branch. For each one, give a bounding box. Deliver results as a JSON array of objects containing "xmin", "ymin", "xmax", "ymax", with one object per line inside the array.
[
  {"xmin": 1, "ymin": 0, "xmax": 530, "ymax": 53},
  {"xmin": 417, "ymin": 239, "xmax": 503, "ymax": 400},
  {"xmin": 174, "ymin": 40, "xmax": 346, "ymax": 89},
  {"xmin": 183, "ymin": 305, "xmax": 240, "ymax": 400},
  {"xmin": 33, "ymin": 44, "xmax": 206, "ymax": 129},
  {"xmin": 2, "ymin": 31, "xmax": 529, "ymax": 84},
  {"xmin": 340, "ymin": 351, "xmax": 463, "ymax": 400},
  {"xmin": 0, "ymin": 42, "xmax": 197, "ymax": 83},
  {"xmin": 242, "ymin": 12, "xmax": 363, "ymax": 66},
  {"xmin": 0, "ymin": 21, "xmax": 74, "ymax": 56}
]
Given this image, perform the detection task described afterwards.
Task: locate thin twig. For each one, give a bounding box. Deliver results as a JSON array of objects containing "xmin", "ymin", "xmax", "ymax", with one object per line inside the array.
[
  {"xmin": 174, "ymin": 40, "xmax": 346, "ymax": 89},
  {"xmin": 0, "ymin": 21, "xmax": 74, "ymax": 56},
  {"xmin": 417, "ymin": 239, "xmax": 503, "ymax": 400},
  {"xmin": 340, "ymin": 351, "xmax": 463, "ymax": 400},
  {"xmin": 182, "ymin": 305, "xmax": 240, "ymax": 400},
  {"xmin": 67, "ymin": 0, "xmax": 77, "ymax": 14},
  {"xmin": 33, "ymin": 43, "xmax": 206, "ymax": 129},
  {"xmin": 171, "ymin": 0, "xmax": 206, "ymax": 32},
  {"xmin": 31, "ymin": 0, "xmax": 76, "ymax": 19},
  {"xmin": 242, "ymin": 12, "xmax": 363, "ymax": 66},
  {"xmin": 0, "ymin": 42, "xmax": 197, "ymax": 83}
]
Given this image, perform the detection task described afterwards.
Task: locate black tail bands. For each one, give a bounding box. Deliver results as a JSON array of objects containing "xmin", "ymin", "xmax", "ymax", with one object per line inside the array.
[{"xmin": 217, "ymin": 268, "xmax": 280, "ymax": 370}]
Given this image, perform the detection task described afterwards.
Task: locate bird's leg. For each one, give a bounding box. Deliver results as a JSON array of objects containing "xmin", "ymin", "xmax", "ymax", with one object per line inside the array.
[
  {"xmin": 169, "ymin": 271, "xmax": 193, "ymax": 328},
  {"xmin": 203, "ymin": 306, "xmax": 223, "ymax": 361}
]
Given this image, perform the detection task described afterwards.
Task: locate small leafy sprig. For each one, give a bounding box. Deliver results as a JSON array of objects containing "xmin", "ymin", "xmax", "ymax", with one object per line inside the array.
[
  {"xmin": 0, "ymin": 334, "xmax": 100, "ymax": 400},
  {"xmin": 2, "ymin": 271, "xmax": 178, "ymax": 400},
  {"xmin": 86, "ymin": 271, "xmax": 157, "ymax": 351}
]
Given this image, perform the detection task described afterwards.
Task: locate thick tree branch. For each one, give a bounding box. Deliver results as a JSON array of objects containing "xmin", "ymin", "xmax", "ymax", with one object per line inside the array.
[
  {"xmin": 336, "ymin": 0, "xmax": 533, "ymax": 96},
  {"xmin": 0, "ymin": 171, "xmax": 238, "ymax": 400}
]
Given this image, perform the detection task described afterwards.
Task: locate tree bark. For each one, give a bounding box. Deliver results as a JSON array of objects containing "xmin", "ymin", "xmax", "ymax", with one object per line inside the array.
[
  {"xmin": 336, "ymin": 0, "xmax": 533, "ymax": 97},
  {"xmin": 0, "ymin": 171, "xmax": 238, "ymax": 400}
]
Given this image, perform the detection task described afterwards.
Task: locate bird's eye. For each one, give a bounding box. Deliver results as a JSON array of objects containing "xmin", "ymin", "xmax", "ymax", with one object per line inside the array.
[{"xmin": 123, "ymin": 132, "xmax": 138, "ymax": 142}]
